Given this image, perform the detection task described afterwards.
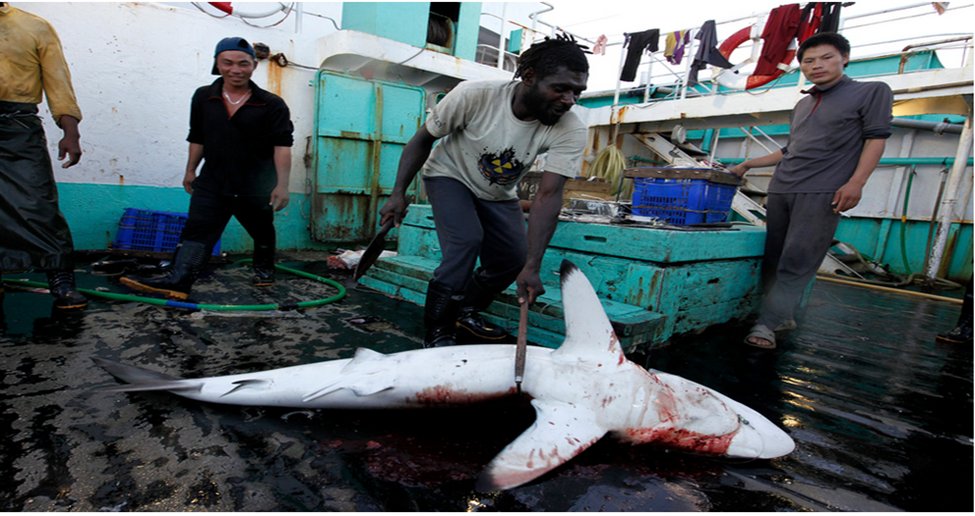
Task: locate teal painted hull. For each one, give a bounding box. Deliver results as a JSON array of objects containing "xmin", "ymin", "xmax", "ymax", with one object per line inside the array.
[
  {"xmin": 834, "ymin": 217, "xmax": 972, "ymax": 282},
  {"xmin": 56, "ymin": 183, "xmax": 329, "ymax": 254}
]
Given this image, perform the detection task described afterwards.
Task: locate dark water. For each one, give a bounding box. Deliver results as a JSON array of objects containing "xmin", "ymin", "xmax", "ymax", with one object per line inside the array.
[{"xmin": 1, "ymin": 257, "xmax": 971, "ymax": 511}]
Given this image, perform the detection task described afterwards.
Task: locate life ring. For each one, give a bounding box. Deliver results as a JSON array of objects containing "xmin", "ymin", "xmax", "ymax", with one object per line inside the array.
[
  {"xmin": 712, "ymin": 24, "xmax": 796, "ymax": 90},
  {"xmin": 207, "ymin": 2, "xmax": 291, "ymax": 18}
]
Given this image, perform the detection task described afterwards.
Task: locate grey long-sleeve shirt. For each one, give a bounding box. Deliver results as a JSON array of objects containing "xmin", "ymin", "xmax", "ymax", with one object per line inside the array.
[{"xmin": 769, "ymin": 75, "xmax": 893, "ymax": 194}]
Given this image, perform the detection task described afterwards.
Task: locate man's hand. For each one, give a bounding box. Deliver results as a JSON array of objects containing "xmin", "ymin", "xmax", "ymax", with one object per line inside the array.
[
  {"xmin": 832, "ymin": 181, "xmax": 864, "ymax": 213},
  {"xmin": 729, "ymin": 163, "xmax": 748, "ymax": 177},
  {"xmin": 270, "ymin": 184, "xmax": 290, "ymax": 211},
  {"xmin": 57, "ymin": 116, "xmax": 82, "ymax": 168},
  {"xmin": 379, "ymin": 192, "xmax": 410, "ymax": 227},
  {"xmin": 515, "ymin": 266, "xmax": 545, "ymax": 305},
  {"xmin": 182, "ymin": 169, "xmax": 196, "ymax": 194}
]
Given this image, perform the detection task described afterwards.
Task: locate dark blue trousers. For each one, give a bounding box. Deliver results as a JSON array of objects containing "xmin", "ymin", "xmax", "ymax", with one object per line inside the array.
[
  {"xmin": 424, "ymin": 176, "xmax": 527, "ymax": 294},
  {"xmin": 758, "ymin": 192, "xmax": 840, "ymax": 328}
]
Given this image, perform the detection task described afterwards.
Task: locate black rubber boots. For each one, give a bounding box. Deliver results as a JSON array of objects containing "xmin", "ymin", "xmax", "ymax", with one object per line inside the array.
[
  {"xmin": 120, "ymin": 240, "xmax": 209, "ymax": 300},
  {"xmin": 252, "ymin": 244, "xmax": 275, "ymax": 286},
  {"xmin": 46, "ymin": 270, "xmax": 88, "ymax": 310},
  {"xmin": 456, "ymin": 276, "xmax": 508, "ymax": 341},
  {"xmin": 423, "ymin": 281, "xmax": 463, "ymax": 348}
]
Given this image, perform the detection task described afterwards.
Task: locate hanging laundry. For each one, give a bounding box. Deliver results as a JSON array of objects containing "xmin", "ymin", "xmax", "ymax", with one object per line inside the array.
[
  {"xmin": 592, "ymin": 34, "xmax": 608, "ymax": 55},
  {"xmin": 796, "ymin": 2, "xmax": 823, "ymax": 43},
  {"xmin": 664, "ymin": 30, "xmax": 691, "ymax": 65},
  {"xmin": 687, "ymin": 20, "xmax": 733, "ymax": 86},
  {"xmin": 932, "ymin": 2, "xmax": 948, "ymax": 15},
  {"xmin": 818, "ymin": 2, "xmax": 843, "ymax": 33},
  {"xmin": 755, "ymin": 3, "xmax": 802, "ymax": 76},
  {"xmin": 620, "ymin": 29, "xmax": 659, "ymax": 82}
]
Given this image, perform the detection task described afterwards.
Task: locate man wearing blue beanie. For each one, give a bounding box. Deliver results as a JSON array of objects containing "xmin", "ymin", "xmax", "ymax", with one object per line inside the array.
[{"xmin": 121, "ymin": 37, "xmax": 294, "ymax": 300}]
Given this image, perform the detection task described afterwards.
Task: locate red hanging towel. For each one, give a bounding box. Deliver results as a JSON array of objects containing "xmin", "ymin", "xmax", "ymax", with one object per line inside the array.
[{"xmin": 755, "ymin": 4, "xmax": 802, "ymax": 76}]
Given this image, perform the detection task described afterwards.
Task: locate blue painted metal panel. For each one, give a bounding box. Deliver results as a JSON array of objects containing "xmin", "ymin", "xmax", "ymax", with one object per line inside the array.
[
  {"xmin": 313, "ymin": 72, "xmax": 425, "ymax": 242},
  {"xmin": 454, "ymin": 2, "xmax": 482, "ymax": 60},
  {"xmin": 378, "ymin": 83, "xmax": 424, "ymax": 144},
  {"xmin": 317, "ymin": 74, "xmax": 377, "ymax": 139},
  {"xmin": 340, "ymin": 2, "xmax": 429, "ymax": 48},
  {"xmin": 315, "ymin": 138, "xmax": 372, "ymax": 193}
]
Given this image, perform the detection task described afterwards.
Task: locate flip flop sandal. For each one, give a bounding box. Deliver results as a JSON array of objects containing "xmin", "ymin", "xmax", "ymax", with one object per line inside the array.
[{"xmin": 745, "ymin": 324, "xmax": 776, "ymax": 349}]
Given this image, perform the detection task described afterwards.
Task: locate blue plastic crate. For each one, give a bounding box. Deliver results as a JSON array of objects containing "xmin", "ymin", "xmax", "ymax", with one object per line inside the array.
[
  {"xmin": 631, "ymin": 177, "xmax": 737, "ymax": 225},
  {"xmin": 112, "ymin": 208, "xmax": 220, "ymax": 256}
]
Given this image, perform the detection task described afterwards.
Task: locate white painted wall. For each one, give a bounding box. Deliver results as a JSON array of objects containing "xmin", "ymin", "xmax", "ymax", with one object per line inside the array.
[{"xmin": 20, "ymin": 2, "xmax": 343, "ymax": 192}]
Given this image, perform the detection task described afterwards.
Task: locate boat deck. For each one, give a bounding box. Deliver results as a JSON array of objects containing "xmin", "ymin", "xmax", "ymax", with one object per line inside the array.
[{"xmin": 0, "ymin": 255, "xmax": 970, "ymax": 511}]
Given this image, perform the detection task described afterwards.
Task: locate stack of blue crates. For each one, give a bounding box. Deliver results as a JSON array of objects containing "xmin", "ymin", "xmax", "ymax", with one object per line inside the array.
[{"xmin": 112, "ymin": 208, "xmax": 221, "ymax": 256}]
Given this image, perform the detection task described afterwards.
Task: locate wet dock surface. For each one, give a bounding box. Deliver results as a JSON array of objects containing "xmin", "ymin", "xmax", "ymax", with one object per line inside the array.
[{"xmin": 1, "ymin": 255, "xmax": 971, "ymax": 511}]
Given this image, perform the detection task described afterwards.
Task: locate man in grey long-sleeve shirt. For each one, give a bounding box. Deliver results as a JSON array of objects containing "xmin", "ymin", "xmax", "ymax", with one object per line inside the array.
[{"xmin": 731, "ymin": 32, "xmax": 892, "ymax": 349}]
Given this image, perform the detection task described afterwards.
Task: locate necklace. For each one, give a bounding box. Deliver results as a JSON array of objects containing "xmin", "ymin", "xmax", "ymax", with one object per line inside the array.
[{"xmin": 223, "ymin": 90, "xmax": 250, "ymax": 105}]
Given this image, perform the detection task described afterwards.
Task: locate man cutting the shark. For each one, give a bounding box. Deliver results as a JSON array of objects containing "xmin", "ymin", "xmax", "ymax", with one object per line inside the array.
[{"xmin": 379, "ymin": 35, "xmax": 590, "ymax": 348}]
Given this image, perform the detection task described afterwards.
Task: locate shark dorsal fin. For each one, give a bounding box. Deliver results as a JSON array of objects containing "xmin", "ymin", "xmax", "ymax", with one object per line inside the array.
[{"xmin": 551, "ymin": 260, "xmax": 626, "ymax": 366}]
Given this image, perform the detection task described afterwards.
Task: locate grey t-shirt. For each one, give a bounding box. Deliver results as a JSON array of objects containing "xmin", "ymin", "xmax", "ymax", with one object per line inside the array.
[
  {"xmin": 769, "ymin": 75, "xmax": 893, "ymax": 194},
  {"xmin": 422, "ymin": 80, "xmax": 587, "ymax": 201}
]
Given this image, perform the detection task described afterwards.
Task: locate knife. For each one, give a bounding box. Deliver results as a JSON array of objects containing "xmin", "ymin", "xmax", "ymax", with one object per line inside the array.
[{"xmin": 353, "ymin": 219, "xmax": 394, "ymax": 282}]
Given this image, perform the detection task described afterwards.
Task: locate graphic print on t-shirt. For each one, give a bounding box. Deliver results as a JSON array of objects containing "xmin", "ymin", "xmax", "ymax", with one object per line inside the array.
[{"xmin": 478, "ymin": 147, "xmax": 526, "ymax": 186}]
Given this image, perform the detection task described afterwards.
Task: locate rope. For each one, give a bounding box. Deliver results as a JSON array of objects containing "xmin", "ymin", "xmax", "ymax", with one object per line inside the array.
[{"xmin": 589, "ymin": 145, "xmax": 630, "ymax": 198}]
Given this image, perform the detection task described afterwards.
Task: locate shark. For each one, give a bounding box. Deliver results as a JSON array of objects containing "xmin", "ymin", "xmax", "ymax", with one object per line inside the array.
[{"xmin": 95, "ymin": 260, "xmax": 795, "ymax": 490}]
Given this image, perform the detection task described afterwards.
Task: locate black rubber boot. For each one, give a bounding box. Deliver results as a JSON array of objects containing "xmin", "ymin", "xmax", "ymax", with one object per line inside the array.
[
  {"xmin": 46, "ymin": 270, "xmax": 88, "ymax": 311},
  {"xmin": 252, "ymin": 244, "xmax": 276, "ymax": 287},
  {"xmin": 119, "ymin": 240, "xmax": 209, "ymax": 300},
  {"xmin": 456, "ymin": 276, "xmax": 509, "ymax": 341},
  {"xmin": 424, "ymin": 281, "xmax": 463, "ymax": 348}
]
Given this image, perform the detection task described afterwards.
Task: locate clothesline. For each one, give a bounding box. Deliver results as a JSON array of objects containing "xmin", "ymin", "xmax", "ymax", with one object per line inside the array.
[{"xmin": 617, "ymin": 2, "xmax": 843, "ymax": 83}]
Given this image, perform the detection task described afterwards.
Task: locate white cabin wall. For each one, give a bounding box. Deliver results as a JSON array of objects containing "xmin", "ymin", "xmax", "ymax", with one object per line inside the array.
[{"xmin": 20, "ymin": 2, "xmax": 343, "ymax": 194}]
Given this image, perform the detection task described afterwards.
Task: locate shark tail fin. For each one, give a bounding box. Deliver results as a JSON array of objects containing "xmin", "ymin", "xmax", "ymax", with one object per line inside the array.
[{"xmin": 93, "ymin": 357, "xmax": 202, "ymax": 393}]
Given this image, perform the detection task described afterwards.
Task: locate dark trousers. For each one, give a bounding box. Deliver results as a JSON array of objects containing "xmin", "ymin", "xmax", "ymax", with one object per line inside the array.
[
  {"xmin": 0, "ymin": 103, "xmax": 75, "ymax": 272},
  {"xmin": 181, "ymin": 188, "xmax": 275, "ymax": 253},
  {"xmin": 424, "ymin": 176, "xmax": 527, "ymax": 293},
  {"xmin": 758, "ymin": 192, "xmax": 840, "ymax": 328}
]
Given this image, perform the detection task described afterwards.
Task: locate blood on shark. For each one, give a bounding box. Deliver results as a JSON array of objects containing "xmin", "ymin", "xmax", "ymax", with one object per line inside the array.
[{"xmin": 95, "ymin": 260, "xmax": 795, "ymax": 490}]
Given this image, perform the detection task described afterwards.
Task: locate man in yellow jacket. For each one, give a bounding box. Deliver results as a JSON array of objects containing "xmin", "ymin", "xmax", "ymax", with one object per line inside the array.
[{"xmin": 0, "ymin": 2, "xmax": 87, "ymax": 310}]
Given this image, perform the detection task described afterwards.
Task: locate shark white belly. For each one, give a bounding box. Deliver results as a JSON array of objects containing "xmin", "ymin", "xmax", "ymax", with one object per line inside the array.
[{"xmin": 96, "ymin": 260, "xmax": 795, "ymax": 490}]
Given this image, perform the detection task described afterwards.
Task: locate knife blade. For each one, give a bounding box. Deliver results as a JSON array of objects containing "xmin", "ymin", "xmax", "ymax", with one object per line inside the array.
[{"xmin": 353, "ymin": 219, "xmax": 394, "ymax": 282}]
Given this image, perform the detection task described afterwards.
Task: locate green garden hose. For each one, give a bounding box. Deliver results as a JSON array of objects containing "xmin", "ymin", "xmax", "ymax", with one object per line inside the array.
[{"xmin": 1, "ymin": 261, "xmax": 346, "ymax": 311}]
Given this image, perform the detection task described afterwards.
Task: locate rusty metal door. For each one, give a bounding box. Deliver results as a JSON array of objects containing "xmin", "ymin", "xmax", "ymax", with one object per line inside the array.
[{"xmin": 312, "ymin": 72, "xmax": 425, "ymax": 242}]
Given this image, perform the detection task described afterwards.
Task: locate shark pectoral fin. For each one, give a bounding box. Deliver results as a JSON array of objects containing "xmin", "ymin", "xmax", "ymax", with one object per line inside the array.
[
  {"xmin": 476, "ymin": 399, "xmax": 608, "ymax": 491},
  {"xmin": 302, "ymin": 347, "xmax": 397, "ymax": 402}
]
